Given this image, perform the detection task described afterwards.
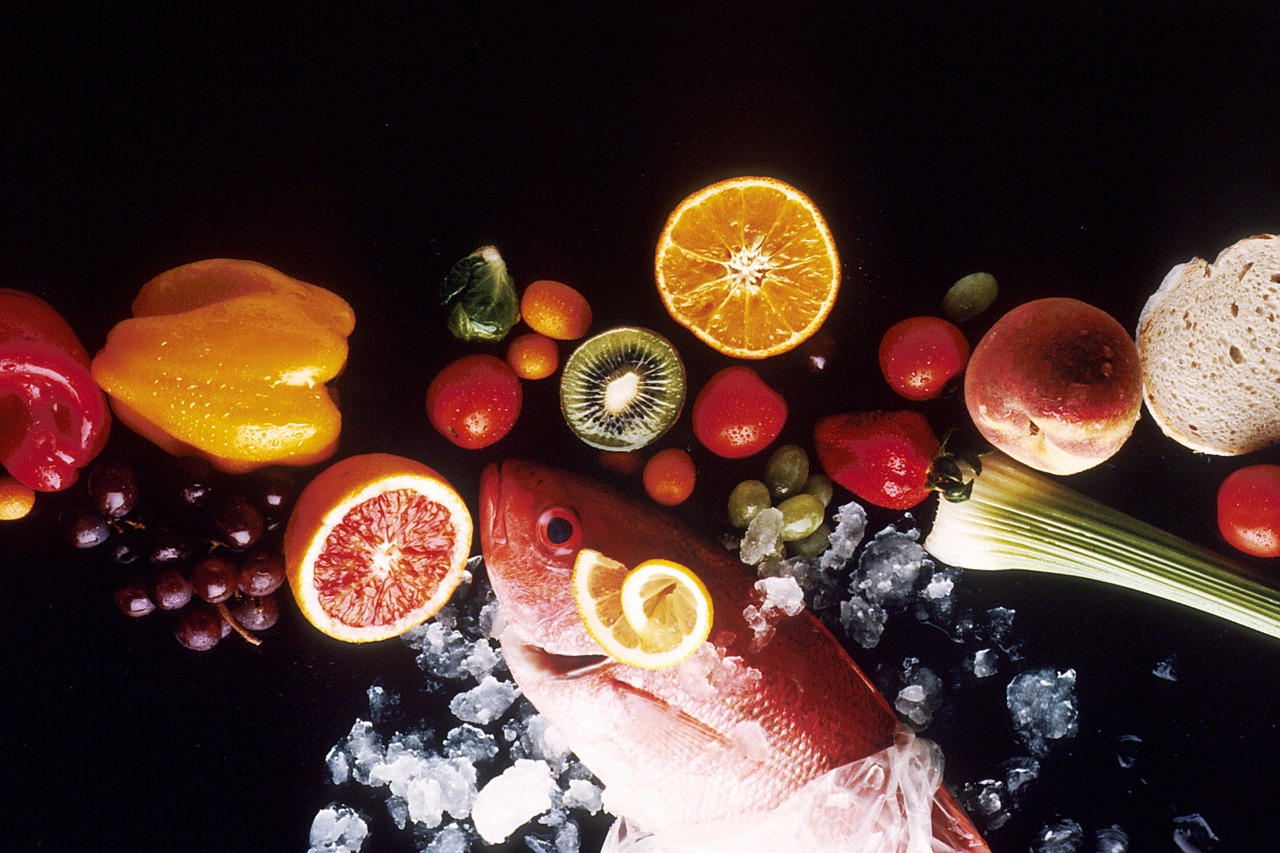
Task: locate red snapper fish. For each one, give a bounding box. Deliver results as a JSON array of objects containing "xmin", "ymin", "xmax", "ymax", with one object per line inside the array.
[{"xmin": 480, "ymin": 460, "xmax": 989, "ymax": 853}]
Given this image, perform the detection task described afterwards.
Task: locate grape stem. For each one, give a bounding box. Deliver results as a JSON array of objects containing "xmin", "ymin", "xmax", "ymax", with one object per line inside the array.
[{"xmin": 215, "ymin": 601, "xmax": 263, "ymax": 646}]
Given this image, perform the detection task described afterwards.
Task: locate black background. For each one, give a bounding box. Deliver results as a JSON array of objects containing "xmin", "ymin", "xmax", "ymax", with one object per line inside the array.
[{"xmin": 4, "ymin": 5, "xmax": 1279, "ymax": 852}]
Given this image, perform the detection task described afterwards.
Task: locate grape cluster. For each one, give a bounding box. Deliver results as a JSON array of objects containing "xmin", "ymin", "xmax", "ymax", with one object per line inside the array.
[
  {"xmin": 61, "ymin": 453, "xmax": 297, "ymax": 651},
  {"xmin": 728, "ymin": 443, "xmax": 835, "ymax": 557}
]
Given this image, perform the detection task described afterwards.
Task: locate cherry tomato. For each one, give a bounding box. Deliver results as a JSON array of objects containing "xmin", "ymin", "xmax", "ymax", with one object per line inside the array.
[
  {"xmin": 426, "ymin": 354, "xmax": 522, "ymax": 449},
  {"xmin": 1217, "ymin": 464, "xmax": 1280, "ymax": 557},
  {"xmin": 643, "ymin": 447, "xmax": 696, "ymax": 506},
  {"xmin": 878, "ymin": 316, "xmax": 970, "ymax": 401},
  {"xmin": 692, "ymin": 367, "xmax": 787, "ymax": 459}
]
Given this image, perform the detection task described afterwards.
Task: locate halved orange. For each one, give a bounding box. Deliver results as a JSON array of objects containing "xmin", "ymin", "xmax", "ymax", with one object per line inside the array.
[
  {"xmin": 655, "ymin": 176, "xmax": 841, "ymax": 359},
  {"xmin": 572, "ymin": 548, "xmax": 712, "ymax": 669},
  {"xmin": 283, "ymin": 453, "xmax": 473, "ymax": 643}
]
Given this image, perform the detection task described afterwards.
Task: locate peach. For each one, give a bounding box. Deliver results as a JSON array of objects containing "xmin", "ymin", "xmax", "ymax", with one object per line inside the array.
[{"xmin": 964, "ymin": 297, "xmax": 1141, "ymax": 475}]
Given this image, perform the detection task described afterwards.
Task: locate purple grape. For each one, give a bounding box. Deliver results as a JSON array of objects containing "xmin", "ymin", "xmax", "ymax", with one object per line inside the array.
[
  {"xmin": 230, "ymin": 594, "xmax": 280, "ymax": 631},
  {"xmin": 237, "ymin": 550, "xmax": 286, "ymax": 597},
  {"xmin": 173, "ymin": 456, "xmax": 216, "ymax": 507},
  {"xmin": 174, "ymin": 603, "xmax": 224, "ymax": 651},
  {"xmin": 152, "ymin": 567, "xmax": 193, "ymax": 610},
  {"xmin": 62, "ymin": 506, "xmax": 111, "ymax": 549},
  {"xmin": 147, "ymin": 527, "xmax": 194, "ymax": 566},
  {"xmin": 87, "ymin": 459, "xmax": 139, "ymax": 519},
  {"xmin": 114, "ymin": 579, "xmax": 156, "ymax": 617},
  {"xmin": 190, "ymin": 554, "xmax": 239, "ymax": 604},
  {"xmin": 213, "ymin": 496, "xmax": 265, "ymax": 550}
]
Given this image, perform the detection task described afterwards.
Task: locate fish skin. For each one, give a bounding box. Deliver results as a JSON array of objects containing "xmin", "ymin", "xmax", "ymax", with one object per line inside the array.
[{"xmin": 480, "ymin": 460, "xmax": 989, "ymax": 851}]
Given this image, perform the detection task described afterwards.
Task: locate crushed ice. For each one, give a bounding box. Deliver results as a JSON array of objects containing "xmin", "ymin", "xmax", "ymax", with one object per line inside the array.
[
  {"xmin": 316, "ymin": 588, "xmax": 601, "ymax": 852},
  {"xmin": 308, "ymin": 804, "xmax": 370, "ymax": 853},
  {"xmin": 1007, "ymin": 668, "xmax": 1079, "ymax": 757},
  {"xmin": 742, "ymin": 575, "xmax": 806, "ymax": 651},
  {"xmin": 1172, "ymin": 813, "xmax": 1219, "ymax": 852},
  {"xmin": 312, "ymin": 496, "xmax": 1216, "ymax": 850}
]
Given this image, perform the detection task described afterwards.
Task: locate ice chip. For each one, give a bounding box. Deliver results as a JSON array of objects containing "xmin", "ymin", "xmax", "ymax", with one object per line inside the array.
[
  {"xmin": 972, "ymin": 648, "xmax": 998, "ymax": 678},
  {"xmin": 893, "ymin": 660, "xmax": 943, "ymax": 729},
  {"xmin": 1152, "ymin": 654, "xmax": 1179, "ymax": 682},
  {"xmin": 756, "ymin": 575, "xmax": 805, "ymax": 616},
  {"xmin": 1093, "ymin": 824, "xmax": 1130, "ymax": 853},
  {"xmin": 1031, "ymin": 817, "xmax": 1084, "ymax": 852},
  {"xmin": 1007, "ymin": 668, "xmax": 1079, "ymax": 756},
  {"xmin": 443, "ymin": 724, "xmax": 499, "ymax": 765},
  {"xmin": 839, "ymin": 593, "xmax": 888, "ymax": 649},
  {"xmin": 423, "ymin": 823, "xmax": 472, "ymax": 853},
  {"xmin": 1001, "ymin": 755, "xmax": 1041, "ymax": 796},
  {"xmin": 385, "ymin": 795, "xmax": 408, "ymax": 830},
  {"xmin": 326, "ymin": 743, "xmax": 352, "ymax": 785},
  {"xmin": 366, "ymin": 684, "xmax": 400, "ymax": 724},
  {"xmin": 471, "ymin": 759, "xmax": 557, "ymax": 844},
  {"xmin": 308, "ymin": 805, "xmax": 370, "ymax": 853},
  {"xmin": 857, "ymin": 527, "xmax": 931, "ymax": 606},
  {"xmin": 404, "ymin": 619, "xmax": 479, "ymax": 682},
  {"xmin": 987, "ymin": 606, "xmax": 1017, "ymax": 646},
  {"xmin": 1172, "ymin": 813, "xmax": 1219, "ymax": 852},
  {"xmin": 510, "ymin": 714, "xmax": 573, "ymax": 776},
  {"xmin": 462, "ymin": 639, "xmax": 503, "ymax": 680},
  {"xmin": 823, "ymin": 500, "xmax": 868, "ymax": 564},
  {"xmin": 553, "ymin": 818, "xmax": 581, "ymax": 852},
  {"xmin": 924, "ymin": 571, "xmax": 954, "ymax": 600},
  {"xmin": 562, "ymin": 779, "xmax": 603, "ymax": 815},
  {"xmin": 334, "ymin": 719, "xmax": 385, "ymax": 785},
  {"xmin": 742, "ymin": 575, "xmax": 807, "ymax": 652},
  {"xmin": 740, "ymin": 507, "xmax": 784, "ymax": 565},
  {"xmin": 1116, "ymin": 734, "xmax": 1142, "ymax": 770},
  {"xmin": 449, "ymin": 675, "xmax": 520, "ymax": 725}
]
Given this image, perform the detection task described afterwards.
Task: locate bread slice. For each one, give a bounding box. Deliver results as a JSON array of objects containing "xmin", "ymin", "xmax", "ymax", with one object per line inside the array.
[{"xmin": 1137, "ymin": 233, "xmax": 1280, "ymax": 454}]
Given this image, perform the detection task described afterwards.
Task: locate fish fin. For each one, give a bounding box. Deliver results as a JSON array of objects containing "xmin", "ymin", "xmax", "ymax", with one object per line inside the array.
[
  {"xmin": 611, "ymin": 679, "xmax": 733, "ymax": 761},
  {"xmin": 931, "ymin": 785, "xmax": 992, "ymax": 853},
  {"xmin": 602, "ymin": 816, "xmax": 667, "ymax": 852}
]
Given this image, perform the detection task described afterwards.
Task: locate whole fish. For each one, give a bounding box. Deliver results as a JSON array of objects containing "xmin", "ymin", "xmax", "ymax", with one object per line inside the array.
[{"xmin": 480, "ymin": 460, "xmax": 989, "ymax": 853}]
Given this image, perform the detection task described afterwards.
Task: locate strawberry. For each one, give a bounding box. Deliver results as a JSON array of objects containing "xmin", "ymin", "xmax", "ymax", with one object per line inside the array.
[{"xmin": 813, "ymin": 410, "xmax": 941, "ymax": 510}]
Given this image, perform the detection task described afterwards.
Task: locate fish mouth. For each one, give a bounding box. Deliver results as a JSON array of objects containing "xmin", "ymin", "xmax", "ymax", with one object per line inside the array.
[
  {"xmin": 501, "ymin": 622, "xmax": 609, "ymax": 680},
  {"xmin": 479, "ymin": 462, "xmax": 507, "ymax": 548}
]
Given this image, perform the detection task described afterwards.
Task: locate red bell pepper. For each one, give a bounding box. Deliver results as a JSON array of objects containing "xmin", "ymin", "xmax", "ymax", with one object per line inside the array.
[{"xmin": 0, "ymin": 289, "xmax": 110, "ymax": 492}]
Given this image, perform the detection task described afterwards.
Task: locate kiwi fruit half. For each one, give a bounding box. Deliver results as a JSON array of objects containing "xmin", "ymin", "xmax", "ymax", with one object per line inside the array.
[{"xmin": 560, "ymin": 326, "xmax": 686, "ymax": 451}]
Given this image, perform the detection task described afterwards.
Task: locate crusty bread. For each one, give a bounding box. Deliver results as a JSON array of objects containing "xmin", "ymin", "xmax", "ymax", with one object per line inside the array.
[{"xmin": 1137, "ymin": 233, "xmax": 1280, "ymax": 454}]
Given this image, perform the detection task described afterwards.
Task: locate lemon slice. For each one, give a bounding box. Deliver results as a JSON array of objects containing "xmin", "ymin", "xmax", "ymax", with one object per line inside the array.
[{"xmin": 572, "ymin": 549, "xmax": 713, "ymax": 669}]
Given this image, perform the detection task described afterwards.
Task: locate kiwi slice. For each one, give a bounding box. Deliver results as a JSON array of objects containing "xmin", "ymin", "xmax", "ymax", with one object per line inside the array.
[{"xmin": 560, "ymin": 327, "xmax": 686, "ymax": 451}]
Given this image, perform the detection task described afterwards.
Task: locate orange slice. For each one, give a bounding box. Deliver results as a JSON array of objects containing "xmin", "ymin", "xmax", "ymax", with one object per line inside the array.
[
  {"xmin": 572, "ymin": 548, "xmax": 712, "ymax": 669},
  {"xmin": 655, "ymin": 176, "xmax": 841, "ymax": 359},
  {"xmin": 283, "ymin": 453, "xmax": 473, "ymax": 643}
]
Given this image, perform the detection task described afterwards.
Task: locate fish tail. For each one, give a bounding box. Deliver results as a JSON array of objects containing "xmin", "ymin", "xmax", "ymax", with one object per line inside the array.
[{"xmin": 931, "ymin": 786, "xmax": 991, "ymax": 853}]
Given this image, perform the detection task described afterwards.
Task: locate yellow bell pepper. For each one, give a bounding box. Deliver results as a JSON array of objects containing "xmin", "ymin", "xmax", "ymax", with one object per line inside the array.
[{"xmin": 91, "ymin": 259, "xmax": 356, "ymax": 473}]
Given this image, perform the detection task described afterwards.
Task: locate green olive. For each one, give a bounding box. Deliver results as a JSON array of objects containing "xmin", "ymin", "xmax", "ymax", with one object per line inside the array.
[
  {"xmin": 801, "ymin": 473, "xmax": 834, "ymax": 507},
  {"xmin": 765, "ymin": 444, "xmax": 809, "ymax": 499},
  {"xmin": 942, "ymin": 272, "xmax": 998, "ymax": 322},
  {"xmin": 788, "ymin": 521, "xmax": 832, "ymax": 557},
  {"xmin": 728, "ymin": 479, "xmax": 772, "ymax": 529},
  {"xmin": 777, "ymin": 493, "xmax": 825, "ymax": 541}
]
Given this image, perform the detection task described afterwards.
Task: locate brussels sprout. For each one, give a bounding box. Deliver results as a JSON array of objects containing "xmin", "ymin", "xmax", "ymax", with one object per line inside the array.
[{"xmin": 441, "ymin": 245, "xmax": 521, "ymax": 342}]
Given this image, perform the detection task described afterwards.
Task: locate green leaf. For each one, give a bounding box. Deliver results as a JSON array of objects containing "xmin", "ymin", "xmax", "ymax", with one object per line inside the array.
[{"xmin": 440, "ymin": 245, "xmax": 520, "ymax": 343}]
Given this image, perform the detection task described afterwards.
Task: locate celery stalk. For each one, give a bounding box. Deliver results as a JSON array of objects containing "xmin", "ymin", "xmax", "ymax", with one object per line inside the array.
[{"xmin": 924, "ymin": 452, "xmax": 1280, "ymax": 640}]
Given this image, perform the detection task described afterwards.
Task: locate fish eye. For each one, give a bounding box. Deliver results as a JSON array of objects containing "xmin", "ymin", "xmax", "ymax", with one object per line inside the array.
[{"xmin": 536, "ymin": 506, "xmax": 582, "ymax": 554}]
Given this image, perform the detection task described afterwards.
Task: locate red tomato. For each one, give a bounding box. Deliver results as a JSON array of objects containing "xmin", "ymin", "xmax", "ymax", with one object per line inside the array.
[
  {"xmin": 692, "ymin": 367, "xmax": 787, "ymax": 459},
  {"xmin": 426, "ymin": 354, "xmax": 522, "ymax": 449},
  {"xmin": 878, "ymin": 316, "xmax": 970, "ymax": 401},
  {"xmin": 1217, "ymin": 464, "xmax": 1280, "ymax": 557}
]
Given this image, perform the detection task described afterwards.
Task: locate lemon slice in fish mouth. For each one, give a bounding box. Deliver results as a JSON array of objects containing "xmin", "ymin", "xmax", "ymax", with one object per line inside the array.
[{"xmin": 572, "ymin": 549, "xmax": 713, "ymax": 669}]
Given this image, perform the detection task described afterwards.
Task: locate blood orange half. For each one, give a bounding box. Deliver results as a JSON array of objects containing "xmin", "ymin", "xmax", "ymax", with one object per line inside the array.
[{"xmin": 283, "ymin": 453, "xmax": 473, "ymax": 642}]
